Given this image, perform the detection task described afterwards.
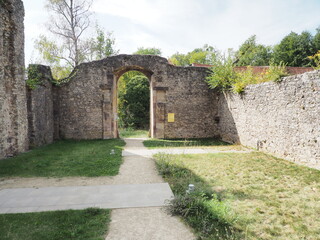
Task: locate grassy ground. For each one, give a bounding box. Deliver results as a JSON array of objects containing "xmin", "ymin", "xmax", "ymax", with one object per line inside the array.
[
  {"xmin": 119, "ymin": 128, "xmax": 149, "ymax": 138},
  {"xmin": 0, "ymin": 208, "xmax": 110, "ymax": 240},
  {"xmin": 143, "ymin": 138, "xmax": 244, "ymax": 151},
  {"xmin": 0, "ymin": 139, "xmax": 125, "ymax": 177},
  {"xmin": 155, "ymin": 152, "xmax": 320, "ymax": 240}
]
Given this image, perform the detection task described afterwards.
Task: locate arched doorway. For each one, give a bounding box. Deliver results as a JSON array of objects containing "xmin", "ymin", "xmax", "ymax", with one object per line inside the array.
[
  {"xmin": 114, "ymin": 69, "xmax": 151, "ymax": 138},
  {"xmin": 111, "ymin": 65, "xmax": 159, "ymax": 139}
]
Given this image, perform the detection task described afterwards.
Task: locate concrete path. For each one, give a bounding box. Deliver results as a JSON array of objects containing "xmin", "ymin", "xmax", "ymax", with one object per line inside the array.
[
  {"xmin": 123, "ymin": 147, "xmax": 252, "ymax": 157},
  {"xmin": 105, "ymin": 138, "xmax": 195, "ymax": 240},
  {"xmin": 0, "ymin": 183, "xmax": 173, "ymax": 214}
]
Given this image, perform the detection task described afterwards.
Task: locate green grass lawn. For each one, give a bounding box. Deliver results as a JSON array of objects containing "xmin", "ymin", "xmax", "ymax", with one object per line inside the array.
[
  {"xmin": 0, "ymin": 208, "xmax": 110, "ymax": 240},
  {"xmin": 119, "ymin": 128, "xmax": 149, "ymax": 138},
  {"xmin": 0, "ymin": 139, "xmax": 125, "ymax": 177},
  {"xmin": 155, "ymin": 152, "xmax": 320, "ymax": 240}
]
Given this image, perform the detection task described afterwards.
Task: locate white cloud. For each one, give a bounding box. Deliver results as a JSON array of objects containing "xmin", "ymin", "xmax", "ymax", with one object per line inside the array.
[{"xmin": 24, "ymin": 0, "xmax": 320, "ymax": 63}]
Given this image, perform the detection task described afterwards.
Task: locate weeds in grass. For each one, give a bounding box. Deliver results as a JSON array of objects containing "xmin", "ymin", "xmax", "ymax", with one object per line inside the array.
[
  {"xmin": 156, "ymin": 154, "xmax": 243, "ymax": 239},
  {"xmin": 156, "ymin": 152, "xmax": 320, "ymax": 240}
]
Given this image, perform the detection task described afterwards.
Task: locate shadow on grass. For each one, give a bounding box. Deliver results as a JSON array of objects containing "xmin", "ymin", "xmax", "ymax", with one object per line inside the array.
[{"xmin": 156, "ymin": 154, "xmax": 244, "ymax": 240}]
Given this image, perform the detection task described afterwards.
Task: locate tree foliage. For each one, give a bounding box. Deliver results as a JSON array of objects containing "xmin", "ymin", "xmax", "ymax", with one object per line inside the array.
[
  {"xmin": 273, "ymin": 31, "xmax": 316, "ymax": 67},
  {"xmin": 87, "ymin": 26, "xmax": 119, "ymax": 61},
  {"xmin": 235, "ymin": 35, "xmax": 272, "ymax": 66},
  {"xmin": 34, "ymin": 0, "xmax": 118, "ymax": 80},
  {"xmin": 169, "ymin": 44, "xmax": 217, "ymax": 66},
  {"xmin": 134, "ymin": 47, "xmax": 162, "ymax": 55},
  {"xmin": 118, "ymin": 74, "xmax": 150, "ymax": 129}
]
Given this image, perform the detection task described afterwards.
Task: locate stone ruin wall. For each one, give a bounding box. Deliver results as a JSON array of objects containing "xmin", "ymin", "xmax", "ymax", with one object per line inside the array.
[
  {"xmin": 217, "ymin": 70, "xmax": 320, "ymax": 167},
  {"xmin": 0, "ymin": 0, "xmax": 28, "ymax": 158},
  {"xmin": 0, "ymin": 0, "xmax": 318, "ymax": 168},
  {"xmin": 27, "ymin": 65, "xmax": 54, "ymax": 147},
  {"xmin": 164, "ymin": 65, "xmax": 218, "ymax": 138},
  {"xmin": 54, "ymin": 55, "xmax": 218, "ymax": 140}
]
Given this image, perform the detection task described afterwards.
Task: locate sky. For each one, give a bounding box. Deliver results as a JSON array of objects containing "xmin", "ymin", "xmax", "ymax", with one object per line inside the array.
[{"xmin": 24, "ymin": 0, "xmax": 320, "ymax": 65}]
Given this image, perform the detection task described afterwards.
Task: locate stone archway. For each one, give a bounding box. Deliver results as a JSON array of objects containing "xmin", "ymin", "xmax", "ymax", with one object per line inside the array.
[
  {"xmin": 112, "ymin": 66, "xmax": 154, "ymax": 139},
  {"xmin": 55, "ymin": 54, "xmax": 216, "ymax": 140}
]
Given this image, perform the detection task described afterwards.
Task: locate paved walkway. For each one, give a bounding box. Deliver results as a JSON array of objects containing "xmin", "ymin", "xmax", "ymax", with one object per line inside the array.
[
  {"xmin": 0, "ymin": 183, "xmax": 173, "ymax": 214},
  {"xmin": 105, "ymin": 138, "xmax": 195, "ymax": 240},
  {"xmin": 123, "ymin": 147, "xmax": 251, "ymax": 157}
]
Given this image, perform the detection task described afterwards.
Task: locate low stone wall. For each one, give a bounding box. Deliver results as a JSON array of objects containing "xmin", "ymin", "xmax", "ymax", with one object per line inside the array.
[
  {"xmin": 27, "ymin": 65, "xmax": 54, "ymax": 147},
  {"xmin": 0, "ymin": 0, "xmax": 28, "ymax": 158},
  {"xmin": 217, "ymin": 70, "xmax": 320, "ymax": 167}
]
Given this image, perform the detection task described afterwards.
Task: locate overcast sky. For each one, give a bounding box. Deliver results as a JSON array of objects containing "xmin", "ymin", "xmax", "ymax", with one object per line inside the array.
[{"xmin": 24, "ymin": 0, "xmax": 320, "ymax": 64}]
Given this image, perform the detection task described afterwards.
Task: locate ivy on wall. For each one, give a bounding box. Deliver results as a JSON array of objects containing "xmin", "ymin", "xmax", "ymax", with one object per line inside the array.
[{"xmin": 26, "ymin": 65, "xmax": 44, "ymax": 90}]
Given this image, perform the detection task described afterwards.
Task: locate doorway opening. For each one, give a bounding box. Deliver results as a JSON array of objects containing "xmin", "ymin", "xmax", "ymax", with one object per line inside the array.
[{"xmin": 117, "ymin": 70, "xmax": 150, "ymax": 138}]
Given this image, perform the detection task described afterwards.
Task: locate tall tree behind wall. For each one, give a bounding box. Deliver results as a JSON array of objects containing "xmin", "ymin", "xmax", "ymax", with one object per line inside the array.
[{"xmin": 34, "ymin": 0, "xmax": 118, "ymax": 80}]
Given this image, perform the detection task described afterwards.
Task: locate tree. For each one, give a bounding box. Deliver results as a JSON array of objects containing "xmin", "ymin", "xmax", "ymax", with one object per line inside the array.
[
  {"xmin": 134, "ymin": 47, "xmax": 162, "ymax": 55},
  {"xmin": 273, "ymin": 31, "xmax": 315, "ymax": 67},
  {"xmin": 118, "ymin": 74, "xmax": 150, "ymax": 129},
  {"xmin": 313, "ymin": 28, "xmax": 320, "ymax": 52},
  {"xmin": 169, "ymin": 44, "xmax": 217, "ymax": 66},
  {"xmin": 45, "ymin": 0, "xmax": 93, "ymax": 67},
  {"xmin": 87, "ymin": 26, "xmax": 119, "ymax": 61},
  {"xmin": 235, "ymin": 35, "xmax": 272, "ymax": 66},
  {"xmin": 35, "ymin": 0, "xmax": 118, "ymax": 80}
]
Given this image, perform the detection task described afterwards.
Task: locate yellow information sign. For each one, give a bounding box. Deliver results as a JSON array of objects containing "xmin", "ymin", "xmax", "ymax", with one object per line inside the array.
[{"xmin": 168, "ymin": 113, "xmax": 175, "ymax": 123}]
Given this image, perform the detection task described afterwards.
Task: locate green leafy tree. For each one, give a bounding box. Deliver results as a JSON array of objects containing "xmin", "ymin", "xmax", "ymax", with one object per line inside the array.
[
  {"xmin": 313, "ymin": 28, "xmax": 320, "ymax": 52},
  {"xmin": 235, "ymin": 35, "xmax": 272, "ymax": 66},
  {"xmin": 134, "ymin": 47, "xmax": 162, "ymax": 55},
  {"xmin": 118, "ymin": 74, "xmax": 150, "ymax": 129},
  {"xmin": 87, "ymin": 26, "xmax": 119, "ymax": 61},
  {"xmin": 169, "ymin": 44, "xmax": 217, "ymax": 66},
  {"xmin": 273, "ymin": 31, "xmax": 315, "ymax": 67}
]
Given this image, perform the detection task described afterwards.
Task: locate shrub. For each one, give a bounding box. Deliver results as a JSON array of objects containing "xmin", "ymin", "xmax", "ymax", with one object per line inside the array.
[
  {"xmin": 207, "ymin": 54, "xmax": 237, "ymax": 91},
  {"xmin": 207, "ymin": 55, "xmax": 289, "ymax": 94},
  {"xmin": 308, "ymin": 50, "xmax": 320, "ymax": 70}
]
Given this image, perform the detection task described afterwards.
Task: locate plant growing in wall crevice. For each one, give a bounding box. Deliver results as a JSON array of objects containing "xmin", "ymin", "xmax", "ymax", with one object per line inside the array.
[{"xmin": 26, "ymin": 65, "xmax": 44, "ymax": 90}]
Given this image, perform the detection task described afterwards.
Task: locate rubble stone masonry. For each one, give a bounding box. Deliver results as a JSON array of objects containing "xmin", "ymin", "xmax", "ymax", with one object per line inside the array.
[
  {"xmin": 0, "ymin": 0, "xmax": 28, "ymax": 158},
  {"xmin": 217, "ymin": 70, "xmax": 320, "ymax": 166}
]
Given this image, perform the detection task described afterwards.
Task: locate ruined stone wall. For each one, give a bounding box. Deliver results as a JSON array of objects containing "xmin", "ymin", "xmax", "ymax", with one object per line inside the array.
[
  {"xmin": 27, "ymin": 65, "xmax": 54, "ymax": 147},
  {"xmin": 56, "ymin": 55, "xmax": 217, "ymax": 139},
  {"xmin": 0, "ymin": 0, "xmax": 28, "ymax": 158},
  {"xmin": 217, "ymin": 70, "xmax": 320, "ymax": 167},
  {"xmin": 164, "ymin": 66, "xmax": 218, "ymax": 138}
]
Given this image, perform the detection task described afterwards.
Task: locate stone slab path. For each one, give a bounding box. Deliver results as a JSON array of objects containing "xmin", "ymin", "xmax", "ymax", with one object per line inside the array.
[
  {"xmin": 0, "ymin": 183, "xmax": 173, "ymax": 214},
  {"xmin": 105, "ymin": 138, "xmax": 195, "ymax": 240}
]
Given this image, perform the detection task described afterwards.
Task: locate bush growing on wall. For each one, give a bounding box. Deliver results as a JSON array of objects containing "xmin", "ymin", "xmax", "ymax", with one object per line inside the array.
[{"xmin": 207, "ymin": 54, "xmax": 288, "ymax": 94}]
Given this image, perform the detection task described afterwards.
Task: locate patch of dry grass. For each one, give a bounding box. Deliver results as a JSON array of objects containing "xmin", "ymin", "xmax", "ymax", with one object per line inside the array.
[{"xmin": 158, "ymin": 152, "xmax": 320, "ymax": 240}]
